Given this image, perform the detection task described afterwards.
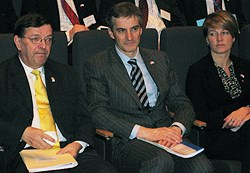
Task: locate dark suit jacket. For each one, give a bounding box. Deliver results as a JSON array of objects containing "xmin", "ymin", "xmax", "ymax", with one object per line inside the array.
[
  {"xmin": 241, "ymin": 0, "xmax": 250, "ymax": 24},
  {"xmin": 99, "ymin": 0, "xmax": 187, "ymax": 27},
  {"xmin": 21, "ymin": 0, "xmax": 100, "ymax": 30},
  {"xmin": 84, "ymin": 47, "xmax": 195, "ymax": 157},
  {"xmin": 178, "ymin": 0, "xmax": 247, "ymax": 28},
  {"xmin": 0, "ymin": 0, "xmax": 18, "ymax": 33},
  {"xmin": 0, "ymin": 56, "xmax": 94, "ymax": 161},
  {"xmin": 186, "ymin": 54, "xmax": 250, "ymax": 130}
]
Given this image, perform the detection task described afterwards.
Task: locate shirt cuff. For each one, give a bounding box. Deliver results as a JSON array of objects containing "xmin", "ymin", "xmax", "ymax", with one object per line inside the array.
[
  {"xmin": 129, "ymin": 124, "xmax": 141, "ymax": 139},
  {"xmin": 65, "ymin": 31, "xmax": 73, "ymax": 46},
  {"xmin": 171, "ymin": 122, "xmax": 186, "ymax": 136},
  {"xmin": 75, "ymin": 141, "xmax": 89, "ymax": 153}
]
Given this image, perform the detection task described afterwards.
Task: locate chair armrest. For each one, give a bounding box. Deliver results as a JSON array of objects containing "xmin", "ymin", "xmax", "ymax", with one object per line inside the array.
[
  {"xmin": 193, "ymin": 119, "xmax": 207, "ymax": 129},
  {"xmin": 95, "ymin": 129, "xmax": 114, "ymax": 161},
  {"xmin": 96, "ymin": 129, "xmax": 114, "ymax": 139}
]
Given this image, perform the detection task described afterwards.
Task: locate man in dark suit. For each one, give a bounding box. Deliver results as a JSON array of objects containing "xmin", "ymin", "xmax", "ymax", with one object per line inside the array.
[
  {"xmin": 0, "ymin": 0, "xmax": 18, "ymax": 33},
  {"xmin": 241, "ymin": 0, "xmax": 250, "ymax": 24},
  {"xmin": 99, "ymin": 0, "xmax": 186, "ymax": 31},
  {"xmin": 21, "ymin": 0, "xmax": 100, "ymax": 42},
  {"xmin": 0, "ymin": 13, "xmax": 116, "ymax": 173},
  {"xmin": 84, "ymin": 2, "xmax": 213, "ymax": 173},
  {"xmin": 178, "ymin": 0, "xmax": 246, "ymax": 28}
]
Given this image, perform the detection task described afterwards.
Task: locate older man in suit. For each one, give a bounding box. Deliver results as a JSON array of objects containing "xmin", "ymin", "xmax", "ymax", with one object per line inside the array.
[
  {"xmin": 0, "ymin": 13, "xmax": 116, "ymax": 173},
  {"xmin": 178, "ymin": 0, "xmax": 246, "ymax": 28},
  {"xmin": 99, "ymin": 0, "xmax": 186, "ymax": 33},
  {"xmin": 84, "ymin": 2, "xmax": 213, "ymax": 173}
]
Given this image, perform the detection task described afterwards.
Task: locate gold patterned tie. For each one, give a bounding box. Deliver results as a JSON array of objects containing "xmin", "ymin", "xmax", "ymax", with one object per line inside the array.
[{"xmin": 32, "ymin": 70, "xmax": 60, "ymax": 148}]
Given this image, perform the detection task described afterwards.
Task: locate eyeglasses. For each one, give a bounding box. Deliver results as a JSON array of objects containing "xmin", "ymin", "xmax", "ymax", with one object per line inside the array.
[{"xmin": 22, "ymin": 36, "xmax": 53, "ymax": 45}]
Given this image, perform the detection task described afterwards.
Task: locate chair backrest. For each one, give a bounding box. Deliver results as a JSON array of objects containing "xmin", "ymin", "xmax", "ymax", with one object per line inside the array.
[
  {"xmin": 0, "ymin": 33, "xmax": 17, "ymax": 63},
  {"xmin": 72, "ymin": 29, "xmax": 158, "ymax": 77},
  {"xmin": 160, "ymin": 26, "xmax": 239, "ymax": 91},
  {"xmin": 239, "ymin": 24, "xmax": 250, "ymax": 61},
  {"xmin": 0, "ymin": 31, "xmax": 68, "ymax": 64}
]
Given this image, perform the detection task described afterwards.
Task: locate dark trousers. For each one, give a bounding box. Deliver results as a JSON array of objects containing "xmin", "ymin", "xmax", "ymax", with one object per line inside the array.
[
  {"xmin": 205, "ymin": 121, "xmax": 250, "ymax": 173},
  {"xmin": 113, "ymin": 139, "xmax": 214, "ymax": 173}
]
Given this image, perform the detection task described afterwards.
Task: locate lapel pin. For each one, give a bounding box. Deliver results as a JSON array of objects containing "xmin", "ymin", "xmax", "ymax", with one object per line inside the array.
[
  {"xmin": 80, "ymin": 4, "xmax": 84, "ymax": 7},
  {"xmin": 240, "ymin": 74, "xmax": 245, "ymax": 82},
  {"xmin": 51, "ymin": 77, "xmax": 56, "ymax": 83},
  {"xmin": 150, "ymin": 60, "xmax": 155, "ymax": 65}
]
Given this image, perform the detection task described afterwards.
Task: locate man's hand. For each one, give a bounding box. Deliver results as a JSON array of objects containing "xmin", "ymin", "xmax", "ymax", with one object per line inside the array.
[
  {"xmin": 57, "ymin": 142, "xmax": 82, "ymax": 158},
  {"xmin": 223, "ymin": 106, "xmax": 250, "ymax": 129},
  {"xmin": 137, "ymin": 126, "xmax": 182, "ymax": 147},
  {"xmin": 157, "ymin": 126, "xmax": 182, "ymax": 148},
  {"xmin": 21, "ymin": 127, "xmax": 55, "ymax": 149},
  {"xmin": 69, "ymin": 24, "xmax": 89, "ymax": 40}
]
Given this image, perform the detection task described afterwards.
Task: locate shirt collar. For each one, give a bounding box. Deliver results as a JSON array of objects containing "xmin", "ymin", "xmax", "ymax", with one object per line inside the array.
[
  {"xmin": 19, "ymin": 56, "xmax": 44, "ymax": 75},
  {"xmin": 115, "ymin": 45, "xmax": 143, "ymax": 64}
]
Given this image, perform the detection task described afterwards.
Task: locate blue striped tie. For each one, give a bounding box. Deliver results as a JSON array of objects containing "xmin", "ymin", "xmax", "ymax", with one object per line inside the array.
[
  {"xmin": 128, "ymin": 59, "xmax": 149, "ymax": 107},
  {"xmin": 214, "ymin": 0, "xmax": 222, "ymax": 12}
]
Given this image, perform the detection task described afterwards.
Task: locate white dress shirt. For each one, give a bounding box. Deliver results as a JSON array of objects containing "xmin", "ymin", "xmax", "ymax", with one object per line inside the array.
[
  {"xmin": 57, "ymin": 0, "xmax": 79, "ymax": 42},
  {"xmin": 135, "ymin": 0, "xmax": 166, "ymax": 33},
  {"xmin": 206, "ymin": 0, "xmax": 226, "ymax": 14}
]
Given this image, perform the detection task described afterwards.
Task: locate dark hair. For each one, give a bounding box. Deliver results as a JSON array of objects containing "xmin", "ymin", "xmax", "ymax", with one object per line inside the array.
[
  {"xmin": 106, "ymin": 2, "xmax": 142, "ymax": 30},
  {"xmin": 14, "ymin": 13, "xmax": 51, "ymax": 37},
  {"xmin": 202, "ymin": 10, "xmax": 239, "ymax": 38}
]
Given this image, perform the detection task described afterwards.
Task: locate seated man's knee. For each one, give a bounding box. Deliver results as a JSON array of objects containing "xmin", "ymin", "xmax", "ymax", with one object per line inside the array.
[{"xmin": 141, "ymin": 151, "xmax": 174, "ymax": 172}]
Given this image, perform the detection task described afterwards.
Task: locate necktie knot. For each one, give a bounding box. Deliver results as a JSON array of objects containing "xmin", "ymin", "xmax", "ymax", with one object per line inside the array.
[
  {"xmin": 32, "ymin": 69, "xmax": 40, "ymax": 76},
  {"xmin": 128, "ymin": 59, "xmax": 137, "ymax": 66}
]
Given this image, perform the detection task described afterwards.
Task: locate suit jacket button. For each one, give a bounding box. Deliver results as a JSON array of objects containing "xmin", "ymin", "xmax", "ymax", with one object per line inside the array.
[{"xmin": 27, "ymin": 118, "xmax": 32, "ymax": 123}]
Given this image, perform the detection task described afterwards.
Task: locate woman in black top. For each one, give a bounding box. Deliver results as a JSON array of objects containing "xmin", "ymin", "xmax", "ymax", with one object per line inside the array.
[{"xmin": 186, "ymin": 11, "xmax": 250, "ymax": 173}]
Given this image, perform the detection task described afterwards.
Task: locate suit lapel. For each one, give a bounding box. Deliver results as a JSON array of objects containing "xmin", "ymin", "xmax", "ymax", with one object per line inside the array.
[
  {"xmin": 10, "ymin": 57, "xmax": 33, "ymax": 113},
  {"xmin": 44, "ymin": 61, "xmax": 58, "ymax": 104},
  {"xmin": 140, "ymin": 49, "xmax": 166, "ymax": 107},
  {"xmin": 203, "ymin": 54, "xmax": 230, "ymax": 96}
]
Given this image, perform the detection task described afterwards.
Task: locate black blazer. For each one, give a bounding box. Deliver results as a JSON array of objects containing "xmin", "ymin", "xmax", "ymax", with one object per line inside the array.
[
  {"xmin": 0, "ymin": 0, "xmax": 18, "ymax": 33},
  {"xmin": 178, "ymin": 0, "xmax": 247, "ymax": 28},
  {"xmin": 0, "ymin": 56, "xmax": 94, "ymax": 158},
  {"xmin": 186, "ymin": 54, "xmax": 250, "ymax": 130},
  {"xmin": 99, "ymin": 0, "xmax": 187, "ymax": 27},
  {"xmin": 21, "ymin": 0, "xmax": 100, "ymax": 30}
]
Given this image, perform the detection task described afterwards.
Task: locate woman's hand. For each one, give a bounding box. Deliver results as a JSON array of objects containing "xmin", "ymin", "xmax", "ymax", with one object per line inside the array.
[{"xmin": 222, "ymin": 106, "xmax": 250, "ymax": 129}]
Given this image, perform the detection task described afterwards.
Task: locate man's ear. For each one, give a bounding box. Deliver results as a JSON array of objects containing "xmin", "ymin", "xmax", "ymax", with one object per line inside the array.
[
  {"xmin": 108, "ymin": 28, "xmax": 115, "ymax": 40},
  {"xmin": 14, "ymin": 35, "xmax": 22, "ymax": 51}
]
